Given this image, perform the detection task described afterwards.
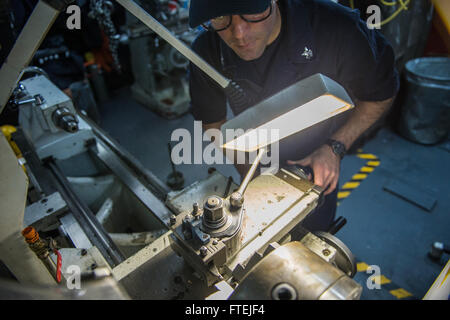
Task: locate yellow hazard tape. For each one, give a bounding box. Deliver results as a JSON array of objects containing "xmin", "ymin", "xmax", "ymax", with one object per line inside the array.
[
  {"xmin": 352, "ymin": 173, "xmax": 368, "ymax": 180},
  {"xmin": 338, "ymin": 191, "xmax": 351, "ymax": 199},
  {"xmin": 337, "ymin": 150, "xmax": 379, "ymax": 205},
  {"xmin": 390, "ymin": 288, "xmax": 413, "ymax": 299},
  {"xmin": 357, "ymin": 261, "xmax": 415, "ymax": 299},
  {"xmin": 348, "ymin": 152, "xmax": 415, "ymax": 300},
  {"xmin": 357, "ymin": 262, "xmax": 370, "ymax": 272},
  {"xmin": 373, "ymin": 275, "xmax": 392, "ymax": 285},
  {"xmin": 360, "ymin": 166, "xmax": 375, "ymax": 173},
  {"xmin": 342, "ymin": 181, "xmax": 360, "ymax": 189},
  {"xmin": 357, "ymin": 154, "xmax": 378, "ymax": 160}
]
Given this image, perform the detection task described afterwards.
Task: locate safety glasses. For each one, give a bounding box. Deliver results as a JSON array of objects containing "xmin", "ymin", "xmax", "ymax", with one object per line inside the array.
[{"xmin": 201, "ymin": 0, "xmax": 275, "ymax": 32}]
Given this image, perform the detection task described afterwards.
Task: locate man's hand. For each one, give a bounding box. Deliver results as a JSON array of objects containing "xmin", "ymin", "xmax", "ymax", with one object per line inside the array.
[
  {"xmin": 286, "ymin": 96, "xmax": 395, "ymax": 195},
  {"xmin": 287, "ymin": 144, "xmax": 340, "ymax": 195}
]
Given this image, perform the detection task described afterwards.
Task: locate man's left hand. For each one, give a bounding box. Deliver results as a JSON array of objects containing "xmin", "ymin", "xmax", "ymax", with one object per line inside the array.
[{"xmin": 287, "ymin": 144, "xmax": 340, "ymax": 195}]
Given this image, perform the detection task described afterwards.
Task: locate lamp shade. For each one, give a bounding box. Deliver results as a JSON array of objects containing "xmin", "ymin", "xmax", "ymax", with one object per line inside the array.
[{"xmin": 221, "ymin": 74, "xmax": 354, "ymax": 152}]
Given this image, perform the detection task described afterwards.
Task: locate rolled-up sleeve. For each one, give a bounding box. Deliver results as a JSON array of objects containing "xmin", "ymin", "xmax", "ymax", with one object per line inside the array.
[{"xmin": 336, "ymin": 10, "xmax": 400, "ymax": 102}]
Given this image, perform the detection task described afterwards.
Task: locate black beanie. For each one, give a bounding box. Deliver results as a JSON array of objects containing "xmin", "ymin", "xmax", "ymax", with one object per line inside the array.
[{"xmin": 189, "ymin": 0, "xmax": 272, "ymax": 28}]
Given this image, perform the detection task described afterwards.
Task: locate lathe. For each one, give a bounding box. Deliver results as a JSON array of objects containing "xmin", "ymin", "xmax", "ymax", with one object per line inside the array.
[{"xmin": 0, "ymin": 0, "xmax": 362, "ymax": 300}]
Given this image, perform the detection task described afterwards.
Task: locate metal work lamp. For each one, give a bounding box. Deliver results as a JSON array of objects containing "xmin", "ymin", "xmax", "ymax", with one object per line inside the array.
[
  {"xmin": 221, "ymin": 73, "xmax": 354, "ymax": 153},
  {"xmin": 220, "ymin": 73, "xmax": 354, "ymax": 207}
]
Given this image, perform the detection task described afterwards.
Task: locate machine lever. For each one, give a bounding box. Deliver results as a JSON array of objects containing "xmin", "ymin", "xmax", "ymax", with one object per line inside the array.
[
  {"xmin": 230, "ymin": 148, "xmax": 265, "ymax": 207},
  {"xmin": 327, "ymin": 216, "xmax": 347, "ymax": 235}
]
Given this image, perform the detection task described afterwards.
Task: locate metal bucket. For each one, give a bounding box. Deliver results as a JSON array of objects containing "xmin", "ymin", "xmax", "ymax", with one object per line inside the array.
[{"xmin": 398, "ymin": 57, "xmax": 450, "ymax": 145}]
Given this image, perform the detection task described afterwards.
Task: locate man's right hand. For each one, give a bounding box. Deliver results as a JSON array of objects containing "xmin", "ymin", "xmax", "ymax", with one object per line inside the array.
[{"xmin": 287, "ymin": 144, "xmax": 341, "ymax": 196}]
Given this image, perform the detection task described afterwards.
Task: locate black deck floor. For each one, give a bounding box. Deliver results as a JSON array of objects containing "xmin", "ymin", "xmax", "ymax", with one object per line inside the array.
[{"xmin": 98, "ymin": 87, "xmax": 450, "ymax": 300}]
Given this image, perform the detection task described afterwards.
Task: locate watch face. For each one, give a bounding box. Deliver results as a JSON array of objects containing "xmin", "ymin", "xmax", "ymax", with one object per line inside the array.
[{"xmin": 331, "ymin": 141, "xmax": 345, "ymax": 158}]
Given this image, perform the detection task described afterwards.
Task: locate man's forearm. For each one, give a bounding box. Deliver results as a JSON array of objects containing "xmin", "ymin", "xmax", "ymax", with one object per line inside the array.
[{"xmin": 331, "ymin": 97, "xmax": 395, "ymax": 150}]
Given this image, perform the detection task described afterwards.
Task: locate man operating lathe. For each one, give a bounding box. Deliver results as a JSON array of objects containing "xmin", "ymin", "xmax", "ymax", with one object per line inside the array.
[{"xmin": 188, "ymin": 0, "xmax": 399, "ymax": 233}]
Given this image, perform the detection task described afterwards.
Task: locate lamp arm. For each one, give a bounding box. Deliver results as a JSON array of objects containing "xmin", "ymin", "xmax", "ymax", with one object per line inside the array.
[
  {"xmin": 230, "ymin": 148, "xmax": 265, "ymax": 207},
  {"xmin": 115, "ymin": 0, "xmax": 251, "ymax": 107}
]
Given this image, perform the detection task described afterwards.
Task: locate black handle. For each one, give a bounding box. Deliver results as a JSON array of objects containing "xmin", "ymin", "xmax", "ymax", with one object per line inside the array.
[{"xmin": 328, "ymin": 216, "xmax": 347, "ymax": 235}]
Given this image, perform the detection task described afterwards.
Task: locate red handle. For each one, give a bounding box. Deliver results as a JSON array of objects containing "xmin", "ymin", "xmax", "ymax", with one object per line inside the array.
[{"xmin": 53, "ymin": 249, "xmax": 62, "ymax": 283}]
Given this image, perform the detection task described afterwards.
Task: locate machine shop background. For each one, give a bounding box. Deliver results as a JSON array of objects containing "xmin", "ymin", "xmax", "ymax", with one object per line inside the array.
[{"xmin": 0, "ymin": 0, "xmax": 449, "ymax": 301}]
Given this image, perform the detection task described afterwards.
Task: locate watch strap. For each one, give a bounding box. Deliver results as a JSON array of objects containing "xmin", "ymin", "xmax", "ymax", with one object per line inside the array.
[{"xmin": 326, "ymin": 139, "xmax": 346, "ymax": 159}]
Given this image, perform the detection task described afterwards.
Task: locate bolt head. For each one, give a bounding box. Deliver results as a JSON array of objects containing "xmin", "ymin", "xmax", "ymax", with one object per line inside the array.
[
  {"xmin": 192, "ymin": 202, "xmax": 199, "ymax": 215},
  {"xmin": 230, "ymin": 192, "xmax": 243, "ymax": 207},
  {"xmin": 203, "ymin": 196, "xmax": 224, "ymax": 222},
  {"xmin": 205, "ymin": 196, "xmax": 221, "ymax": 209}
]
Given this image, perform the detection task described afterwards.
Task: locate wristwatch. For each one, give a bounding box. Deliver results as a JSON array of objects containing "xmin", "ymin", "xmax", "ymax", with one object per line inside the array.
[{"xmin": 326, "ymin": 139, "xmax": 346, "ymax": 159}]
